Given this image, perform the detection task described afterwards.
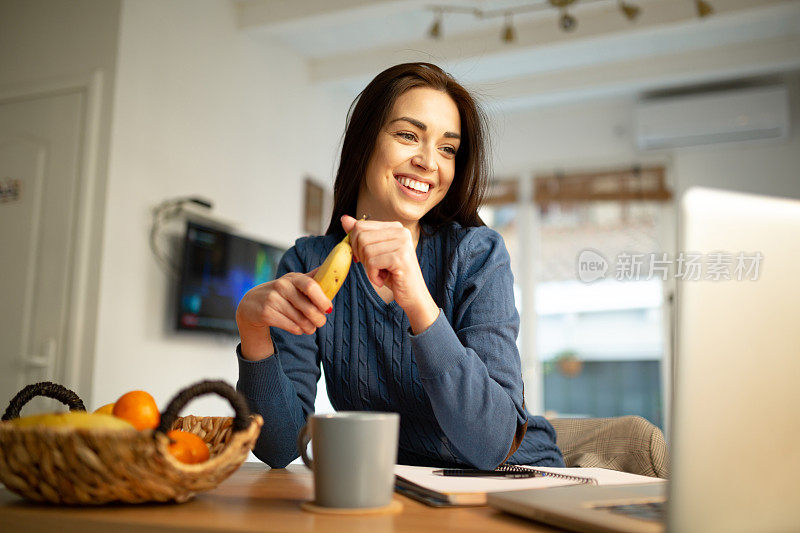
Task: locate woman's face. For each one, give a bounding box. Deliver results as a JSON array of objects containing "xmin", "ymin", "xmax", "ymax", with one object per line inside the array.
[{"xmin": 358, "ymin": 87, "xmax": 461, "ymax": 226}]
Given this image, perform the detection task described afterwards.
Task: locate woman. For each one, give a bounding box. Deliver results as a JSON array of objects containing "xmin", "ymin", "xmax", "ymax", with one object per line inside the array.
[{"xmin": 235, "ymin": 62, "xmax": 564, "ymax": 469}]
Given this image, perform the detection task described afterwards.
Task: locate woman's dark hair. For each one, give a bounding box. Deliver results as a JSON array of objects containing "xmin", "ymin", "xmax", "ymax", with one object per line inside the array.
[{"xmin": 325, "ymin": 62, "xmax": 490, "ymax": 235}]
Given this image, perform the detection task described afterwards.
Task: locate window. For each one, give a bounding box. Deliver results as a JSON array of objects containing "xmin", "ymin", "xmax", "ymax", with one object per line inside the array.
[{"xmin": 481, "ymin": 168, "xmax": 673, "ymax": 429}]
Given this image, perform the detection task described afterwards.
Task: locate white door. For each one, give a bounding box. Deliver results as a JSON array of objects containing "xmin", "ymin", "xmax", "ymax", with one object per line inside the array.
[{"xmin": 0, "ymin": 91, "xmax": 84, "ymax": 415}]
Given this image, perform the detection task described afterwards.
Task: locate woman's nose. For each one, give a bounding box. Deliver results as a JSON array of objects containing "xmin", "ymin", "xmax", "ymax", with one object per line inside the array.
[{"xmin": 412, "ymin": 151, "xmax": 438, "ymax": 172}]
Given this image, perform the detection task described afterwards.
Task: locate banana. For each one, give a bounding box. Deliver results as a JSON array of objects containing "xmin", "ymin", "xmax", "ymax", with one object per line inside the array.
[
  {"xmin": 313, "ymin": 233, "xmax": 353, "ymax": 300},
  {"xmin": 8, "ymin": 411, "xmax": 136, "ymax": 430}
]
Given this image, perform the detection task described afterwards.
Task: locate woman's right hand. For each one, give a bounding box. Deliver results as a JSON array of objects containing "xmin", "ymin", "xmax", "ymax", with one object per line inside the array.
[{"xmin": 235, "ymin": 269, "xmax": 332, "ymax": 361}]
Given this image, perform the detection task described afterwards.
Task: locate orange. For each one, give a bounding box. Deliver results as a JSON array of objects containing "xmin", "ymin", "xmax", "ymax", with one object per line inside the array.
[
  {"xmin": 112, "ymin": 390, "xmax": 160, "ymax": 431},
  {"xmin": 167, "ymin": 430, "xmax": 210, "ymax": 464},
  {"xmin": 93, "ymin": 402, "xmax": 115, "ymax": 415}
]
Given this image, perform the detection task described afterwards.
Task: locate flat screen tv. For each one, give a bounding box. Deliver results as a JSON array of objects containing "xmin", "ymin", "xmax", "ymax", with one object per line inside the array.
[{"xmin": 176, "ymin": 221, "xmax": 286, "ymax": 335}]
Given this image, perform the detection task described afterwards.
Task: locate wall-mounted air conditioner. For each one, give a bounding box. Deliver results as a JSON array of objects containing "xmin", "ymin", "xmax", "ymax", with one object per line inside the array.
[{"xmin": 634, "ymin": 85, "xmax": 789, "ymax": 150}]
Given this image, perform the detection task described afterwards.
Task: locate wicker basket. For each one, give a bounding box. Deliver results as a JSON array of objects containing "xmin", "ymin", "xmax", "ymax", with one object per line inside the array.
[{"xmin": 0, "ymin": 380, "xmax": 263, "ymax": 504}]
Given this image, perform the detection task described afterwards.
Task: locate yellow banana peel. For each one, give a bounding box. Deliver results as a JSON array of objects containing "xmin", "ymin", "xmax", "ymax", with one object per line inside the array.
[{"xmin": 313, "ymin": 233, "xmax": 353, "ymax": 301}]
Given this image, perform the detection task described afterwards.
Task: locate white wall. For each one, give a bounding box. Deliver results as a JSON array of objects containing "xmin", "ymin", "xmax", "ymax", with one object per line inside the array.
[
  {"xmin": 92, "ymin": 0, "xmax": 342, "ymax": 413},
  {"xmin": 671, "ymin": 77, "xmax": 800, "ymax": 200},
  {"xmin": 489, "ymin": 73, "xmax": 800, "ymax": 201},
  {"xmin": 489, "ymin": 97, "xmax": 641, "ymax": 176}
]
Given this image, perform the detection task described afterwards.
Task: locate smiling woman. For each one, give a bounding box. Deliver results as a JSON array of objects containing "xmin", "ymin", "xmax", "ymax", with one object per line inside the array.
[
  {"xmin": 358, "ymin": 88, "xmax": 461, "ymax": 227},
  {"xmin": 328, "ymin": 62, "xmax": 489, "ymax": 234},
  {"xmin": 234, "ymin": 63, "xmax": 565, "ymax": 471}
]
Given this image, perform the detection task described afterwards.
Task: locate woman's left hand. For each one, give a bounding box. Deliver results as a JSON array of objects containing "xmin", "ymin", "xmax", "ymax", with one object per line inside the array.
[{"xmin": 341, "ymin": 215, "xmax": 439, "ymax": 333}]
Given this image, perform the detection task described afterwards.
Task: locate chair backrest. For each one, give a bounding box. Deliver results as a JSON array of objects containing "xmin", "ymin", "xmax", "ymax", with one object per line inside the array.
[{"xmin": 549, "ymin": 416, "xmax": 669, "ymax": 478}]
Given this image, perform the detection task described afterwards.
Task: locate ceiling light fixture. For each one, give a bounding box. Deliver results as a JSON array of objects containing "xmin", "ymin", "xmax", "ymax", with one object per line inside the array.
[
  {"xmin": 619, "ymin": 0, "xmax": 641, "ymax": 21},
  {"xmin": 549, "ymin": 0, "xmax": 578, "ymax": 31},
  {"xmin": 695, "ymin": 0, "xmax": 714, "ymax": 18},
  {"xmin": 559, "ymin": 11, "xmax": 578, "ymax": 31},
  {"xmin": 548, "ymin": 0, "xmax": 578, "ymax": 10},
  {"xmin": 502, "ymin": 12, "xmax": 516, "ymax": 43},
  {"xmin": 429, "ymin": 8, "xmax": 442, "ymax": 39},
  {"xmin": 425, "ymin": 0, "xmax": 712, "ymax": 42}
]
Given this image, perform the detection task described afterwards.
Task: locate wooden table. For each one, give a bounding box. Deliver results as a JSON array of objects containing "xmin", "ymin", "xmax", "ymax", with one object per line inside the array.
[{"xmin": 0, "ymin": 464, "xmax": 560, "ymax": 532}]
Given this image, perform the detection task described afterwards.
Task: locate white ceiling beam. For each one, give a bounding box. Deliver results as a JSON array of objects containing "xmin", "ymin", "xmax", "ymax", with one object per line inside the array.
[
  {"xmin": 478, "ymin": 34, "xmax": 800, "ymax": 111},
  {"xmin": 308, "ymin": 0, "xmax": 796, "ymax": 86}
]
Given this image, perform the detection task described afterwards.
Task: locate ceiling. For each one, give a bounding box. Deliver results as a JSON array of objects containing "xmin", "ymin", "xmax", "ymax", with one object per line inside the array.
[{"xmin": 235, "ymin": 0, "xmax": 800, "ymax": 110}]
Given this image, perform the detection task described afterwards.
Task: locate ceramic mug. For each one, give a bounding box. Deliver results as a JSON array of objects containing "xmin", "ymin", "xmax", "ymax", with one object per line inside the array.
[{"xmin": 297, "ymin": 411, "xmax": 400, "ymax": 508}]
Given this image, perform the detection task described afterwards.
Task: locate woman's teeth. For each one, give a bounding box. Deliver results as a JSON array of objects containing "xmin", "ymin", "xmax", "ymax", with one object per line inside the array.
[{"xmin": 396, "ymin": 176, "xmax": 430, "ymax": 193}]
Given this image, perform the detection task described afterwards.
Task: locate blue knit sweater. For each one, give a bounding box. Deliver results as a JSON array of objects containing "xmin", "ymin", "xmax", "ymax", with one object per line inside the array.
[{"xmin": 236, "ymin": 222, "xmax": 564, "ymax": 469}]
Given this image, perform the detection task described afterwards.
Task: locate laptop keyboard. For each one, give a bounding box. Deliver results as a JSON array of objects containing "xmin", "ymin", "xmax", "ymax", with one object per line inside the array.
[{"xmin": 595, "ymin": 501, "xmax": 666, "ymax": 522}]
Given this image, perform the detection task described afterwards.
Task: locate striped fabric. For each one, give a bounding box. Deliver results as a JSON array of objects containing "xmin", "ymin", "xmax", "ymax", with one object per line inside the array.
[{"xmin": 549, "ymin": 416, "xmax": 669, "ymax": 478}]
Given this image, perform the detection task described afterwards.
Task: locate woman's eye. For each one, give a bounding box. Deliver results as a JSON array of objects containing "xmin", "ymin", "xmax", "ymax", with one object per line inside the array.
[{"xmin": 395, "ymin": 131, "xmax": 456, "ymax": 155}]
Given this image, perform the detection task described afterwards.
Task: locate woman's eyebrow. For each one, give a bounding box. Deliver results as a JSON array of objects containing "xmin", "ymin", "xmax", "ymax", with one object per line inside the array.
[{"xmin": 388, "ymin": 116, "xmax": 461, "ymax": 140}]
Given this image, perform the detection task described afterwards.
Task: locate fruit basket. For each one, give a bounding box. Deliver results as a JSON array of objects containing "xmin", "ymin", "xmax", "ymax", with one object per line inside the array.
[{"xmin": 0, "ymin": 380, "xmax": 263, "ymax": 504}]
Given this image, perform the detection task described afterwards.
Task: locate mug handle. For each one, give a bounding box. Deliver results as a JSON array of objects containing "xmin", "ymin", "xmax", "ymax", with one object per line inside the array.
[{"xmin": 297, "ymin": 423, "xmax": 313, "ymax": 468}]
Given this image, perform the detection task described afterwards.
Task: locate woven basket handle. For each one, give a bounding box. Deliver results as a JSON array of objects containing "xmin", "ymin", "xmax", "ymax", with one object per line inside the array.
[
  {"xmin": 1, "ymin": 381, "xmax": 86, "ymax": 421},
  {"xmin": 155, "ymin": 380, "xmax": 251, "ymax": 435}
]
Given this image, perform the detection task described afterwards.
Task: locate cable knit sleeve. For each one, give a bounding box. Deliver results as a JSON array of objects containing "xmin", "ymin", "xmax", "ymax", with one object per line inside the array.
[
  {"xmin": 235, "ymin": 240, "xmax": 320, "ymax": 468},
  {"xmin": 409, "ymin": 226, "xmax": 542, "ymax": 469}
]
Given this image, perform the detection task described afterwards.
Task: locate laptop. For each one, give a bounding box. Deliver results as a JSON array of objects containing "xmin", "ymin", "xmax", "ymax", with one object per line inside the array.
[{"xmin": 488, "ymin": 188, "xmax": 800, "ymax": 532}]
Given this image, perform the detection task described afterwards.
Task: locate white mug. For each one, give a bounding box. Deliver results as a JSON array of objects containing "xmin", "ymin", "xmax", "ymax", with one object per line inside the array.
[{"xmin": 297, "ymin": 411, "xmax": 399, "ymax": 508}]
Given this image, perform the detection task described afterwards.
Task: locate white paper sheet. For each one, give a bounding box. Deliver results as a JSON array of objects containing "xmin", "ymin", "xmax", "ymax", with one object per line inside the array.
[{"xmin": 394, "ymin": 465, "xmax": 664, "ymax": 497}]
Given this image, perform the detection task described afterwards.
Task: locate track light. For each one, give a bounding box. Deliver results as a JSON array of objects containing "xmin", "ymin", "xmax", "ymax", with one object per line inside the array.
[
  {"xmin": 548, "ymin": 0, "xmax": 576, "ymax": 8},
  {"xmin": 559, "ymin": 11, "xmax": 577, "ymax": 31},
  {"xmin": 502, "ymin": 13, "xmax": 516, "ymax": 43},
  {"xmin": 425, "ymin": 0, "xmax": 711, "ymax": 42},
  {"xmin": 428, "ymin": 9, "xmax": 442, "ymax": 39},
  {"xmin": 549, "ymin": 0, "xmax": 578, "ymax": 32},
  {"xmin": 619, "ymin": 1, "xmax": 641, "ymax": 21},
  {"xmin": 695, "ymin": 0, "xmax": 714, "ymax": 18}
]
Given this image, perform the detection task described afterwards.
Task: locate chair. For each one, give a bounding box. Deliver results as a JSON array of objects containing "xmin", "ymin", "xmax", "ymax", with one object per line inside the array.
[{"xmin": 549, "ymin": 416, "xmax": 669, "ymax": 478}]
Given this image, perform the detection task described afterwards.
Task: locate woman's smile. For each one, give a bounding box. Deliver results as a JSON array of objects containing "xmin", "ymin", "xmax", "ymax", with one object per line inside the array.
[{"xmin": 394, "ymin": 173, "xmax": 433, "ymax": 201}]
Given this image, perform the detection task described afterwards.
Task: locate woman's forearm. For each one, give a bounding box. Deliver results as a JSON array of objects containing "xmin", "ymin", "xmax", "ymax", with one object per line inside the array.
[{"xmin": 410, "ymin": 311, "xmax": 526, "ymax": 469}]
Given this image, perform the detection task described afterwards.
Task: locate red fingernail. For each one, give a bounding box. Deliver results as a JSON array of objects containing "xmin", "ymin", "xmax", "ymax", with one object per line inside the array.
[{"xmin": 326, "ymin": 307, "xmax": 332, "ymax": 314}]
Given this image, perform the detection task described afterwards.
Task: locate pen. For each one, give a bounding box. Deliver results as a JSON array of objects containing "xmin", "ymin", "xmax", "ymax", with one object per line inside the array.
[{"xmin": 432, "ymin": 469, "xmax": 541, "ymax": 479}]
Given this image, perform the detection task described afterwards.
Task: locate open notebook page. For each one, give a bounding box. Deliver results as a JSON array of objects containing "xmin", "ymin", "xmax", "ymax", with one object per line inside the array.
[{"xmin": 394, "ymin": 465, "xmax": 665, "ymax": 506}]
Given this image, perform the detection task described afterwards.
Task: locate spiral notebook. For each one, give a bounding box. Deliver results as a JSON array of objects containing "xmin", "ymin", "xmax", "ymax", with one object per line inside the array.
[{"xmin": 394, "ymin": 464, "xmax": 662, "ymax": 507}]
